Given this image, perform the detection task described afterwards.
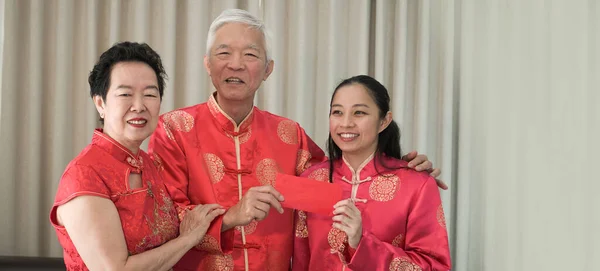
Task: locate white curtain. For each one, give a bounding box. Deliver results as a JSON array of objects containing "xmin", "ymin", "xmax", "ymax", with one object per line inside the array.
[
  {"xmin": 1, "ymin": 0, "xmax": 598, "ymax": 270},
  {"xmin": 456, "ymin": 0, "xmax": 599, "ymax": 270}
]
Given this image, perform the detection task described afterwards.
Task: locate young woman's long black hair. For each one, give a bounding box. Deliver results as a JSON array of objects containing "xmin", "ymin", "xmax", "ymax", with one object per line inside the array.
[{"xmin": 327, "ymin": 75, "xmax": 403, "ymax": 182}]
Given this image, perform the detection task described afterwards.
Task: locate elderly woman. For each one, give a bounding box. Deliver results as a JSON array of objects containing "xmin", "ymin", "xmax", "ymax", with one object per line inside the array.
[{"xmin": 49, "ymin": 42, "xmax": 225, "ymax": 271}]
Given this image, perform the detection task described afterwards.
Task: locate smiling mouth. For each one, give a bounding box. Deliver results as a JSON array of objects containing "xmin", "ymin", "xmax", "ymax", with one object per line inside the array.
[
  {"xmin": 127, "ymin": 120, "xmax": 147, "ymax": 125},
  {"xmin": 339, "ymin": 133, "xmax": 359, "ymax": 139},
  {"xmin": 225, "ymin": 77, "xmax": 245, "ymax": 84}
]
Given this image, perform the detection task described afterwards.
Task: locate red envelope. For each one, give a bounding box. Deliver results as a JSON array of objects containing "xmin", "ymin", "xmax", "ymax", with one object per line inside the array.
[{"xmin": 275, "ymin": 173, "xmax": 343, "ymax": 215}]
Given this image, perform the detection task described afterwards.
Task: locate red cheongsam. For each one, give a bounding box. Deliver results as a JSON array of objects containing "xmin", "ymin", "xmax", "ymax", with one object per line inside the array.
[
  {"xmin": 293, "ymin": 154, "xmax": 451, "ymax": 271},
  {"xmin": 50, "ymin": 129, "xmax": 180, "ymax": 271},
  {"xmin": 148, "ymin": 93, "xmax": 326, "ymax": 271}
]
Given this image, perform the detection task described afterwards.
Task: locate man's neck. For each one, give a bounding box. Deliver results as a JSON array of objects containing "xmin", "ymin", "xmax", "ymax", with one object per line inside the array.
[{"xmin": 215, "ymin": 94, "xmax": 253, "ymax": 125}]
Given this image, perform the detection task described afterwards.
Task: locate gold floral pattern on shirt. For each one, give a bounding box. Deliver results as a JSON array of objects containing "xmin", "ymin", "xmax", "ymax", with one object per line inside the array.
[
  {"xmin": 437, "ymin": 204, "xmax": 446, "ymax": 228},
  {"xmin": 134, "ymin": 185, "xmax": 179, "ymax": 254},
  {"xmin": 277, "ymin": 120, "xmax": 298, "ymax": 145},
  {"xmin": 389, "ymin": 256, "xmax": 422, "ymax": 271},
  {"xmin": 392, "ymin": 234, "xmax": 405, "ymax": 247},
  {"xmin": 327, "ymin": 227, "xmax": 348, "ymax": 254},
  {"xmin": 256, "ymin": 158, "xmax": 278, "ymax": 186},
  {"xmin": 204, "ymin": 153, "xmax": 225, "ymax": 183},
  {"xmin": 369, "ymin": 175, "xmax": 399, "ymax": 202},
  {"xmin": 207, "ymin": 96, "xmax": 220, "ymax": 118},
  {"xmin": 196, "ymin": 234, "xmax": 220, "ymax": 254},
  {"xmin": 163, "ymin": 110, "xmax": 194, "ymax": 141},
  {"xmin": 295, "ymin": 211, "xmax": 308, "ymax": 238},
  {"xmin": 295, "ymin": 149, "xmax": 312, "ymax": 175},
  {"xmin": 235, "ymin": 220, "xmax": 258, "ymax": 235},
  {"xmin": 307, "ymin": 168, "xmax": 330, "ymax": 182},
  {"xmin": 151, "ymin": 153, "xmax": 164, "ymax": 172},
  {"xmin": 208, "ymin": 253, "xmax": 234, "ymax": 271}
]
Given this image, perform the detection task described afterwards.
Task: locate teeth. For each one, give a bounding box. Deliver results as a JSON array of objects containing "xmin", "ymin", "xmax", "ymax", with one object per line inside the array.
[
  {"xmin": 340, "ymin": 133, "xmax": 358, "ymax": 138},
  {"xmin": 226, "ymin": 78, "xmax": 243, "ymax": 83},
  {"xmin": 128, "ymin": 120, "xmax": 147, "ymax": 125}
]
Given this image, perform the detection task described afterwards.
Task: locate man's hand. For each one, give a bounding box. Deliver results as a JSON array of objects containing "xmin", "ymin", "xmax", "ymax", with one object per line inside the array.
[
  {"xmin": 221, "ymin": 185, "xmax": 285, "ymax": 232},
  {"xmin": 402, "ymin": 151, "xmax": 448, "ymax": 190}
]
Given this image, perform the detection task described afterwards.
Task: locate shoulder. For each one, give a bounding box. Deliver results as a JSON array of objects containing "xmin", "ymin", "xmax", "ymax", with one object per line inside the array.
[
  {"xmin": 256, "ymin": 109, "xmax": 300, "ymax": 127},
  {"xmin": 300, "ymin": 160, "xmax": 330, "ymax": 181},
  {"xmin": 156, "ymin": 104, "xmax": 206, "ymax": 141},
  {"xmin": 379, "ymin": 156, "xmax": 433, "ymax": 188},
  {"xmin": 160, "ymin": 104, "xmax": 205, "ymax": 124}
]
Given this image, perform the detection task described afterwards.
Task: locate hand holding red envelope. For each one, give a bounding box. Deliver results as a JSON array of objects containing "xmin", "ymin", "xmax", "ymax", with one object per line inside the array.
[{"xmin": 275, "ymin": 173, "xmax": 343, "ymax": 215}]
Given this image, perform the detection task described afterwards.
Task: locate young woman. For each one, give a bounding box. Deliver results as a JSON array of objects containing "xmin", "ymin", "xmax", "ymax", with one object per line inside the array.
[{"xmin": 292, "ymin": 75, "xmax": 451, "ymax": 271}]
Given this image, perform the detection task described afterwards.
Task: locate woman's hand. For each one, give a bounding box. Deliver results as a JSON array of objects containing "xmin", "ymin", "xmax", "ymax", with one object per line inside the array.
[
  {"xmin": 332, "ymin": 199, "xmax": 363, "ymax": 248},
  {"xmin": 179, "ymin": 204, "xmax": 226, "ymax": 246}
]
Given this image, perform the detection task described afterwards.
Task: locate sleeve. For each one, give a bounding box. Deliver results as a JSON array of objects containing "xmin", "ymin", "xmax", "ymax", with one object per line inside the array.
[
  {"xmin": 292, "ymin": 209, "xmax": 310, "ymax": 271},
  {"xmin": 347, "ymin": 177, "xmax": 452, "ymax": 271},
  {"xmin": 50, "ymin": 165, "xmax": 111, "ymax": 227},
  {"xmin": 148, "ymin": 114, "xmax": 233, "ymax": 254},
  {"xmin": 294, "ymin": 124, "xmax": 327, "ymax": 176}
]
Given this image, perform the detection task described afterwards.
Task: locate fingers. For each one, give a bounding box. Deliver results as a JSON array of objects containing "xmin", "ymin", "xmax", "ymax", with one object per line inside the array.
[
  {"xmin": 436, "ymin": 179, "xmax": 448, "ymax": 190},
  {"xmin": 252, "ymin": 190, "xmax": 284, "ymax": 214},
  {"xmin": 407, "ymin": 154, "xmax": 428, "ymax": 169},
  {"xmin": 250, "ymin": 185, "xmax": 285, "ymax": 201},
  {"xmin": 205, "ymin": 208, "xmax": 226, "ymax": 222},
  {"xmin": 402, "ymin": 151, "xmax": 418, "ymax": 163},
  {"xmin": 333, "ymin": 202, "xmax": 360, "ymax": 220},
  {"xmin": 333, "ymin": 199, "xmax": 353, "ymax": 209},
  {"xmin": 414, "ymin": 160, "xmax": 432, "ymax": 172},
  {"xmin": 252, "ymin": 201, "xmax": 271, "ymax": 215},
  {"xmin": 430, "ymin": 168, "xmax": 441, "ymax": 178},
  {"xmin": 194, "ymin": 204, "xmax": 224, "ymax": 217}
]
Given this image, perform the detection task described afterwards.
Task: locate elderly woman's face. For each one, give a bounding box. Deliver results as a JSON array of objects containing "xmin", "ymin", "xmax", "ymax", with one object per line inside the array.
[
  {"xmin": 94, "ymin": 61, "xmax": 161, "ymax": 152},
  {"xmin": 204, "ymin": 22, "xmax": 274, "ymax": 106}
]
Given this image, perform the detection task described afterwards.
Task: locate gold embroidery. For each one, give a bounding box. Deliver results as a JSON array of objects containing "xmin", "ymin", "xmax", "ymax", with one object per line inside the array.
[
  {"xmin": 369, "ymin": 175, "xmax": 399, "ymax": 202},
  {"xmin": 256, "ymin": 158, "xmax": 279, "ymax": 186},
  {"xmin": 389, "ymin": 256, "xmax": 422, "ymax": 271},
  {"xmin": 327, "ymin": 227, "xmax": 347, "ymax": 254},
  {"xmin": 196, "ymin": 235, "xmax": 220, "ymax": 254},
  {"xmin": 437, "ymin": 204, "xmax": 447, "ymax": 228},
  {"xmin": 208, "ymin": 254, "xmax": 234, "ymax": 271},
  {"xmin": 235, "ymin": 220, "xmax": 258, "ymax": 235},
  {"xmin": 135, "ymin": 186, "xmax": 179, "ymax": 254},
  {"xmin": 295, "ymin": 149, "xmax": 312, "ymax": 175},
  {"xmin": 307, "ymin": 168, "xmax": 329, "ymax": 182},
  {"xmin": 152, "ymin": 153, "xmax": 164, "ymax": 172},
  {"xmin": 277, "ymin": 120, "xmax": 298, "ymax": 145},
  {"xmin": 203, "ymin": 153, "xmax": 225, "ymax": 183},
  {"xmin": 163, "ymin": 124, "xmax": 175, "ymax": 141},
  {"xmin": 207, "ymin": 96, "xmax": 220, "ymax": 117},
  {"xmin": 227, "ymin": 127, "xmax": 252, "ymax": 144},
  {"xmin": 392, "ymin": 234, "xmax": 404, "ymax": 247},
  {"xmin": 163, "ymin": 111, "xmax": 194, "ymax": 141},
  {"xmin": 295, "ymin": 211, "xmax": 308, "ymax": 238}
]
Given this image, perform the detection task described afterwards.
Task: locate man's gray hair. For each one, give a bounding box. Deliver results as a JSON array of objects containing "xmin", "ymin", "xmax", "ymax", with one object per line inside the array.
[{"xmin": 206, "ymin": 9, "xmax": 272, "ymax": 62}]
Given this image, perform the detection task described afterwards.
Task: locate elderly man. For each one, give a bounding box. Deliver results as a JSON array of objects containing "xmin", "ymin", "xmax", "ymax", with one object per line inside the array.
[{"xmin": 149, "ymin": 9, "xmax": 443, "ymax": 271}]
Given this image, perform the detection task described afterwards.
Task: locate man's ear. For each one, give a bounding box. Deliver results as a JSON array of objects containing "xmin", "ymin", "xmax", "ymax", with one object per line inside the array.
[{"xmin": 263, "ymin": 60, "xmax": 274, "ymax": 81}]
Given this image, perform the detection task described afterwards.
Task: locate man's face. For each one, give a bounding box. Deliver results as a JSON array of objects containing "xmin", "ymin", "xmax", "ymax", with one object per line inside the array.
[{"xmin": 204, "ymin": 22, "xmax": 274, "ymax": 105}]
